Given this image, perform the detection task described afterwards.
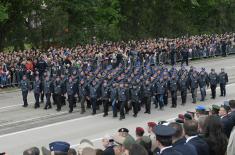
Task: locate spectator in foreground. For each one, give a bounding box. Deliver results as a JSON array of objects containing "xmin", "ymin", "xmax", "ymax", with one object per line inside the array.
[
  {"xmin": 203, "ymin": 115, "xmax": 228, "ymax": 155},
  {"xmin": 228, "ymin": 100, "xmax": 235, "ymax": 127},
  {"xmin": 135, "ymin": 127, "xmax": 152, "ymax": 155},
  {"xmin": 154, "ymin": 124, "xmax": 182, "ymax": 155},
  {"xmin": 102, "ymin": 134, "xmax": 115, "ymax": 155},
  {"xmin": 128, "ymin": 144, "xmax": 148, "ymax": 155},
  {"xmin": 184, "ymin": 120, "xmax": 210, "ymax": 155},
  {"xmin": 168, "ymin": 122, "xmax": 197, "ymax": 155},
  {"xmin": 219, "ymin": 104, "xmax": 233, "ymax": 138},
  {"xmin": 227, "ymin": 128, "xmax": 235, "ymax": 155},
  {"xmin": 23, "ymin": 147, "xmax": 40, "ymax": 155}
]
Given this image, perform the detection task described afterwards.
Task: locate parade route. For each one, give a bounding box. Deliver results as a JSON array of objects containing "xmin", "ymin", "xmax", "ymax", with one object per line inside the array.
[{"xmin": 0, "ymin": 56, "xmax": 235, "ymax": 154}]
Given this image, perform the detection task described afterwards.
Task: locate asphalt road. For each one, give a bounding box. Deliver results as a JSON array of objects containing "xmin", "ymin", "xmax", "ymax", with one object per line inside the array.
[{"xmin": 0, "ymin": 56, "xmax": 235, "ymax": 154}]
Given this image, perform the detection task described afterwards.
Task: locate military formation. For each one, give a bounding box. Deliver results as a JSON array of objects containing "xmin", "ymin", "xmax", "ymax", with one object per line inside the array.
[{"xmin": 20, "ymin": 63, "xmax": 228, "ymax": 120}]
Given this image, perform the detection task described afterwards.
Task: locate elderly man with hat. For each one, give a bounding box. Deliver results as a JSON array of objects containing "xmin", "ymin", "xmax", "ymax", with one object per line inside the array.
[
  {"xmin": 154, "ymin": 124, "xmax": 182, "ymax": 155},
  {"xmin": 102, "ymin": 134, "xmax": 115, "ymax": 155},
  {"xmin": 113, "ymin": 128, "xmax": 136, "ymax": 154}
]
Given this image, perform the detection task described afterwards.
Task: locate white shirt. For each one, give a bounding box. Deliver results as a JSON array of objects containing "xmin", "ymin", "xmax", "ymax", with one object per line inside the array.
[
  {"xmin": 160, "ymin": 146, "xmax": 173, "ymax": 154},
  {"xmin": 186, "ymin": 135, "xmax": 198, "ymax": 143}
]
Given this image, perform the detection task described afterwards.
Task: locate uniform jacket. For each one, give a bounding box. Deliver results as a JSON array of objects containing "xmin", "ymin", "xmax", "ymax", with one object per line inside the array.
[{"xmin": 172, "ymin": 138, "xmax": 198, "ymax": 155}]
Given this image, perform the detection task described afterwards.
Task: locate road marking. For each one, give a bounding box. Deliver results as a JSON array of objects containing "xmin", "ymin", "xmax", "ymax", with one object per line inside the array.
[
  {"xmin": 0, "ymin": 111, "xmax": 68, "ymax": 127},
  {"xmin": 0, "ymin": 113, "xmax": 103, "ymax": 138},
  {"xmin": 0, "ymin": 104, "xmax": 20, "ymax": 110}
]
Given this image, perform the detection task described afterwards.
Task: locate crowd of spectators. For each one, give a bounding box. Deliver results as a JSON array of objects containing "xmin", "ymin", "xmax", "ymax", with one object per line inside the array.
[
  {"xmin": 1, "ymin": 99, "xmax": 235, "ymax": 155},
  {"xmin": 0, "ymin": 33, "xmax": 234, "ymax": 88}
]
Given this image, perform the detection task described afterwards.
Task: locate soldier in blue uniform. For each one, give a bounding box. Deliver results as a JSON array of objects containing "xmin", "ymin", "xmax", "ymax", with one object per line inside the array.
[
  {"xmin": 110, "ymin": 83, "xmax": 118, "ymax": 117},
  {"xmin": 44, "ymin": 75, "xmax": 53, "ymax": 109},
  {"xmin": 209, "ymin": 68, "xmax": 218, "ymax": 99},
  {"xmin": 178, "ymin": 74, "xmax": 188, "ymax": 105},
  {"xmin": 130, "ymin": 82, "xmax": 141, "ymax": 117},
  {"xmin": 168, "ymin": 75, "xmax": 178, "ymax": 108},
  {"xmin": 219, "ymin": 68, "xmax": 228, "ymax": 97},
  {"xmin": 181, "ymin": 46, "xmax": 189, "ymax": 66},
  {"xmin": 101, "ymin": 81, "xmax": 110, "ymax": 117},
  {"xmin": 156, "ymin": 78, "xmax": 165, "ymax": 110},
  {"xmin": 117, "ymin": 82, "xmax": 127, "ymax": 120},
  {"xmin": 53, "ymin": 76, "xmax": 62, "ymax": 111},
  {"xmin": 78, "ymin": 79, "xmax": 88, "ymax": 114},
  {"xmin": 20, "ymin": 75, "xmax": 30, "ymax": 107},
  {"xmin": 163, "ymin": 74, "xmax": 169, "ymax": 106},
  {"xmin": 60, "ymin": 74, "xmax": 67, "ymax": 106},
  {"xmin": 66, "ymin": 76, "xmax": 77, "ymax": 113},
  {"xmin": 33, "ymin": 76, "xmax": 41, "ymax": 109},
  {"xmin": 189, "ymin": 70, "xmax": 199, "ymax": 103},
  {"xmin": 143, "ymin": 80, "xmax": 152, "ymax": 114},
  {"xmin": 198, "ymin": 68, "xmax": 209, "ymax": 101},
  {"xmin": 88, "ymin": 80, "xmax": 100, "ymax": 115}
]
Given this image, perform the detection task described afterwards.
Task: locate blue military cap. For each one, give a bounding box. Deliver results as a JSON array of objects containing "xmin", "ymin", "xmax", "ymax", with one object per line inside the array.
[
  {"xmin": 49, "ymin": 141, "xmax": 70, "ymax": 153},
  {"xmin": 154, "ymin": 125, "xmax": 176, "ymax": 137},
  {"xmin": 195, "ymin": 105, "xmax": 206, "ymax": 111}
]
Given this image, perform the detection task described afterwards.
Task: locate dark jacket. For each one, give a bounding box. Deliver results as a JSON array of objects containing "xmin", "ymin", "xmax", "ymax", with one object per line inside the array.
[
  {"xmin": 103, "ymin": 146, "xmax": 115, "ymax": 155},
  {"xmin": 160, "ymin": 147, "xmax": 182, "ymax": 155},
  {"xmin": 172, "ymin": 138, "xmax": 197, "ymax": 155},
  {"xmin": 187, "ymin": 136, "xmax": 210, "ymax": 155}
]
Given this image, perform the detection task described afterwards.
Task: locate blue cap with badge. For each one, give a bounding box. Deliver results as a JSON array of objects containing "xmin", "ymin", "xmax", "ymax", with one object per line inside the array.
[
  {"xmin": 49, "ymin": 141, "xmax": 70, "ymax": 153},
  {"xmin": 154, "ymin": 125, "xmax": 176, "ymax": 137}
]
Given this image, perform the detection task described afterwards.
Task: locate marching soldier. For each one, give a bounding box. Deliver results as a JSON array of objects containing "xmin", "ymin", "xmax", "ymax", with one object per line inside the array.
[
  {"xmin": 78, "ymin": 79, "xmax": 88, "ymax": 114},
  {"xmin": 209, "ymin": 68, "xmax": 218, "ymax": 99},
  {"xmin": 130, "ymin": 83, "xmax": 141, "ymax": 117},
  {"xmin": 219, "ymin": 68, "xmax": 228, "ymax": 97},
  {"xmin": 155, "ymin": 78, "xmax": 165, "ymax": 110},
  {"xmin": 54, "ymin": 76, "xmax": 62, "ymax": 111},
  {"xmin": 181, "ymin": 46, "xmax": 189, "ymax": 66},
  {"xmin": 178, "ymin": 74, "xmax": 188, "ymax": 105},
  {"xmin": 88, "ymin": 80, "xmax": 100, "ymax": 115},
  {"xmin": 143, "ymin": 80, "xmax": 152, "ymax": 114},
  {"xmin": 20, "ymin": 75, "xmax": 30, "ymax": 107},
  {"xmin": 101, "ymin": 81, "xmax": 110, "ymax": 117},
  {"xmin": 61, "ymin": 74, "xmax": 67, "ymax": 106},
  {"xmin": 168, "ymin": 75, "xmax": 178, "ymax": 108},
  {"xmin": 33, "ymin": 76, "xmax": 41, "ymax": 109},
  {"xmin": 66, "ymin": 76, "xmax": 77, "ymax": 113},
  {"xmin": 44, "ymin": 75, "xmax": 53, "ymax": 109},
  {"xmin": 117, "ymin": 82, "xmax": 127, "ymax": 120},
  {"xmin": 198, "ymin": 68, "xmax": 209, "ymax": 101},
  {"xmin": 110, "ymin": 83, "xmax": 118, "ymax": 117},
  {"xmin": 163, "ymin": 74, "xmax": 169, "ymax": 106},
  {"xmin": 189, "ymin": 70, "xmax": 199, "ymax": 103}
]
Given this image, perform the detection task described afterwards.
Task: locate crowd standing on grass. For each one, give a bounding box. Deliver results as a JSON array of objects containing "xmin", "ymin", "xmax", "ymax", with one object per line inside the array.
[{"xmin": 1, "ymin": 99, "xmax": 235, "ymax": 155}]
